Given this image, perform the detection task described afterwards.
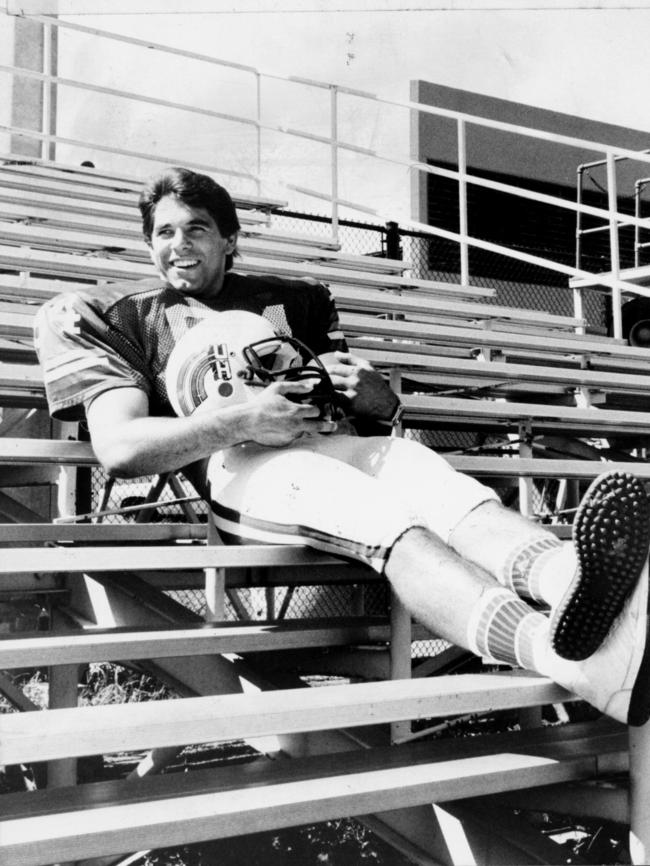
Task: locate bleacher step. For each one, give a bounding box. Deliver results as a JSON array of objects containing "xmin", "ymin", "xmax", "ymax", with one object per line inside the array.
[
  {"xmin": 0, "ymin": 244, "xmax": 493, "ymax": 299},
  {"xmin": 0, "ymin": 673, "xmax": 574, "ymax": 765},
  {"xmin": 0, "ymin": 219, "xmax": 408, "ymax": 275},
  {"xmin": 403, "ymin": 393, "xmax": 650, "ymax": 437},
  {"xmin": 0, "ymin": 162, "xmax": 287, "ymax": 213},
  {"xmin": 2, "ymin": 437, "xmax": 650, "ymax": 482},
  {"xmin": 0, "ymin": 617, "xmax": 398, "ymax": 668},
  {"xmin": 0, "ymin": 721, "xmax": 626, "ymax": 866}
]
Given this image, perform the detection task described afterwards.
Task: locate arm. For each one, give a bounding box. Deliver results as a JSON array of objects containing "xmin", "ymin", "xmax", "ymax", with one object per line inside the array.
[{"xmin": 87, "ymin": 380, "xmax": 336, "ymax": 478}]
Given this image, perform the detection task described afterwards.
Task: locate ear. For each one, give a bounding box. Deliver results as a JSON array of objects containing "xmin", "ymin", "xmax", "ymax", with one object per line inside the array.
[{"xmin": 225, "ymin": 232, "xmax": 238, "ymax": 255}]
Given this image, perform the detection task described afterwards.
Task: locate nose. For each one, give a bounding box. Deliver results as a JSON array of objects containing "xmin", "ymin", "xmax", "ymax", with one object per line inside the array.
[{"xmin": 171, "ymin": 228, "xmax": 191, "ymax": 252}]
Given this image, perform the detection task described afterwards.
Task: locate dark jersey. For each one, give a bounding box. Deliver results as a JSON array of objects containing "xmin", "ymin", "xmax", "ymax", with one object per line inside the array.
[{"xmin": 34, "ymin": 272, "xmax": 347, "ymax": 422}]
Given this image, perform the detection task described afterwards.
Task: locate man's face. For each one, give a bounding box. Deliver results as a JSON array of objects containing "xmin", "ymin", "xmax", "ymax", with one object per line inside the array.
[{"xmin": 148, "ymin": 195, "xmax": 237, "ymax": 299}]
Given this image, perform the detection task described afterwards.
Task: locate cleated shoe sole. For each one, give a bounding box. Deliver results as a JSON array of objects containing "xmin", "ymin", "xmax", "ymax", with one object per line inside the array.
[
  {"xmin": 551, "ymin": 471, "xmax": 650, "ymax": 662},
  {"xmin": 560, "ymin": 562, "xmax": 650, "ymax": 726}
]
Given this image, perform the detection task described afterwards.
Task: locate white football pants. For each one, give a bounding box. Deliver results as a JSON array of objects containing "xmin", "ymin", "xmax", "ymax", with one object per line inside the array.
[{"xmin": 207, "ymin": 433, "xmax": 498, "ymax": 573}]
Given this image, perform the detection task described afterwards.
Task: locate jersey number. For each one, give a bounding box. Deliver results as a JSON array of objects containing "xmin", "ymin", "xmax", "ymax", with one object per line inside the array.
[{"xmin": 50, "ymin": 296, "xmax": 82, "ymax": 337}]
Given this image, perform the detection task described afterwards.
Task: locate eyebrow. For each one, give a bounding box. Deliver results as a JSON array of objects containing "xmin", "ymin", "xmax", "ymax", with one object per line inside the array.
[{"xmin": 154, "ymin": 216, "xmax": 212, "ymax": 232}]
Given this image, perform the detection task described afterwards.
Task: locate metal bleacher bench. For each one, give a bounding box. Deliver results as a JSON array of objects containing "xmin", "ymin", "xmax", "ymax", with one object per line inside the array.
[{"xmin": 0, "ymin": 158, "xmax": 649, "ymax": 866}]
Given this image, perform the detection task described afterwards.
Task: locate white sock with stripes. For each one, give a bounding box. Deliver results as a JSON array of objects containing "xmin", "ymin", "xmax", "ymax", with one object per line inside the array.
[
  {"xmin": 497, "ymin": 535, "xmax": 574, "ymax": 608},
  {"xmin": 466, "ymin": 586, "xmax": 550, "ymax": 671}
]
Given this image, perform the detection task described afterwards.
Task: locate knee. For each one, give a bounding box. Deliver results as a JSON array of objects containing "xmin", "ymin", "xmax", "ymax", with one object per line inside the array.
[{"xmin": 385, "ymin": 524, "xmax": 446, "ymax": 573}]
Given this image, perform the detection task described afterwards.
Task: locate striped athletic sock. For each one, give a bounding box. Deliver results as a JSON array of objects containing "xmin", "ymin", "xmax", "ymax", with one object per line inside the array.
[
  {"xmin": 499, "ymin": 535, "xmax": 566, "ymax": 605},
  {"xmin": 467, "ymin": 586, "xmax": 550, "ymax": 671}
]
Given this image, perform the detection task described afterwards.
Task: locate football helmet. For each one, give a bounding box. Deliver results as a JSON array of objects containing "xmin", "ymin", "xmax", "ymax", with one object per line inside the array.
[{"xmin": 164, "ymin": 310, "xmax": 337, "ymax": 418}]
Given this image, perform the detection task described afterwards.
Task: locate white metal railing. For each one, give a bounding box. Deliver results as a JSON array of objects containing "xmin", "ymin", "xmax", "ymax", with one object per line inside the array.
[{"xmin": 4, "ymin": 9, "xmax": 650, "ymax": 336}]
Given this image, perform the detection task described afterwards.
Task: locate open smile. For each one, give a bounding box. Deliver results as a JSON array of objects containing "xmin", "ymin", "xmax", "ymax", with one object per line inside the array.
[{"xmin": 170, "ymin": 258, "xmax": 200, "ymax": 270}]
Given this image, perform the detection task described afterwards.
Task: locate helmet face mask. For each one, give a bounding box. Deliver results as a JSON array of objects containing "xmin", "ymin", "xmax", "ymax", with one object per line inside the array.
[
  {"xmin": 165, "ymin": 311, "xmax": 338, "ymax": 419},
  {"xmin": 243, "ymin": 335, "xmax": 338, "ymax": 417}
]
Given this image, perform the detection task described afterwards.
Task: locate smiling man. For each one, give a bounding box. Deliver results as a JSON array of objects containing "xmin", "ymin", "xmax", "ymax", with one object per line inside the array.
[
  {"xmin": 34, "ymin": 166, "xmax": 650, "ymax": 728},
  {"xmin": 146, "ymin": 190, "xmax": 237, "ymax": 299}
]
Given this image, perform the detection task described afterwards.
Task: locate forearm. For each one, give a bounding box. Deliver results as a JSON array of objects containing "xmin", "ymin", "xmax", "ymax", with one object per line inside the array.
[
  {"xmin": 92, "ymin": 404, "xmax": 255, "ymax": 478},
  {"xmin": 88, "ymin": 381, "xmax": 336, "ymax": 478}
]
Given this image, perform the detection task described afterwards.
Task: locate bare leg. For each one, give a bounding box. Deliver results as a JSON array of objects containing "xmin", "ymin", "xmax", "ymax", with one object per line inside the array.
[
  {"xmin": 386, "ymin": 524, "xmax": 650, "ymax": 730},
  {"xmin": 385, "ymin": 526, "xmax": 495, "ymax": 649},
  {"xmin": 448, "ymin": 500, "xmax": 567, "ymax": 604},
  {"xmin": 385, "ymin": 524, "xmax": 552, "ymax": 675},
  {"xmin": 449, "ymin": 499, "xmax": 551, "ymax": 586},
  {"xmin": 449, "ymin": 472, "xmax": 650, "ymax": 661}
]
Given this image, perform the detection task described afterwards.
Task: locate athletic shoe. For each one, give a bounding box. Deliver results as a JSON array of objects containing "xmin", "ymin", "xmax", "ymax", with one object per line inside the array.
[
  {"xmin": 556, "ymin": 562, "xmax": 650, "ymax": 726},
  {"xmin": 551, "ymin": 470, "xmax": 650, "ymax": 661}
]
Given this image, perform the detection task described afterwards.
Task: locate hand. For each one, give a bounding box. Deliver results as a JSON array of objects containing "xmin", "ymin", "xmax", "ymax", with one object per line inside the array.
[
  {"xmin": 322, "ymin": 351, "xmax": 400, "ymax": 421},
  {"xmin": 247, "ymin": 380, "xmax": 338, "ymax": 447}
]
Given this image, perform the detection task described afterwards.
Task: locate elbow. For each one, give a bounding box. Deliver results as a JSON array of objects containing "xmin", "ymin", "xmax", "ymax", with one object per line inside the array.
[{"xmin": 94, "ymin": 442, "xmax": 148, "ymax": 479}]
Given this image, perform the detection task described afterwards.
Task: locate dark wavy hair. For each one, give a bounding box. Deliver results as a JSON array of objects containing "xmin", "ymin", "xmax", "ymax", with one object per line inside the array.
[{"xmin": 138, "ymin": 167, "xmax": 241, "ymax": 270}]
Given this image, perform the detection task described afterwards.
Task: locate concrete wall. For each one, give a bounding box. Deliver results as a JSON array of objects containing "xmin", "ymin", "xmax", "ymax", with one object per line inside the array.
[
  {"xmin": 2, "ymin": 15, "xmax": 58, "ymax": 159},
  {"xmin": 410, "ymin": 80, "xmax": 650, "ymax": 223},
  {"xmin": 0, "ymin": 13, "xmax": 15, "ymax": 154}
]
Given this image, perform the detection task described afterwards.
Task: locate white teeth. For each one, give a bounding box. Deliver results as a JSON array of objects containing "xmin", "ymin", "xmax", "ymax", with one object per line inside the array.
[{"xmin": 172, "ymin": 259, "xmax": 199, "ymax": 268}]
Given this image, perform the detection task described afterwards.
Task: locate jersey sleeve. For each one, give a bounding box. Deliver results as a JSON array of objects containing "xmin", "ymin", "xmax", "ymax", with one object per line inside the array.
[
  {"xmin": 34, "ymin": 292, "xmax": 151, "ymax": 421},
  {"xmin": 306, "ymin": 281, "xmax": 348, "ymax": 356}
]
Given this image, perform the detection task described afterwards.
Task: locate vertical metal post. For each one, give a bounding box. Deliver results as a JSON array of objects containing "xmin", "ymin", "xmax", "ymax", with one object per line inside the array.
[
  {"xmin": 255, "ymin": 71, "xmax": 262, "ymax": 198},
  {"xmin": 385, "ymin": 221, "xmax": 402, "ymax": 261},
  {"xmin": 518, "ymin": 422, "xmax": 534, "ymax": 519},
  {"xmin": 387, "ymin": 366, "xmax": 410, "ymax": 743},
  {"xmin": 204, "ymin": 511, "xmax": 225, "ymax": 622},
  {"xmin": 389, "ymin": 368, "xmax": 403, "ymax": 439},
  {"xmin": 635, "ymin": 180, "xmax": 643, "ymax": 269},
  {"xmin": 573, "ymin": 166, "xmax": 586, "ymax": 334},
  {"xmin": 457, "ymin": 118, "xmax": 469, "ymax": 287},
  {"xmin": 330, "ymin": 85, "xmax": 340, "ymax": 247},
  {"xmin": 55, "ymin": 421, "xmax": 79, "ymax": 519},
  {"xmin": 629, "ymin": 721, "xmax": 650, "ymax": 864},
  {"xmin": 350, "ymin": 585, "xmax": 366, "ymax": 616},
  {"xmin": 572, "ymin": 286, "xmax": 586, "ymax": 336},
  {"xmin": 47, "ymin": 663, "xmax": 79, "ymax": 787},
  {"xmin": 575, "ymin": 166, "xmax": 584, "ymax": 272},
  {"xmin": 265, "ymin": 586, "xmax": 276, "ymax": 621},
  {"xmin": 606, "ymin": 152, "xmax": 623, "ymax": 340},
  {"xmin": 389, "ymin": 590, "xmax": 412, "ymax": 744}
]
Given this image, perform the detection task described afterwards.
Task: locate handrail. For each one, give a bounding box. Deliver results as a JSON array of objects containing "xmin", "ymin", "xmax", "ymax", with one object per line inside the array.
[
  {"xmin": 0, "ymin": 123, "xmax": 257, "ymax": 181},
  {"xmin": 7, "ymin": 65, "xmax": 650, "ymax": 234},
  {"xmin": 12, "ymin": 12, "xmax": 650, "ymax": 167},
  {"xmin": 29, "ymin": 13, "xmax": 650, "ymax": 166},
  {"xmin": 5, "ymin": 9, "xmax": 650, "ymax": 334}
]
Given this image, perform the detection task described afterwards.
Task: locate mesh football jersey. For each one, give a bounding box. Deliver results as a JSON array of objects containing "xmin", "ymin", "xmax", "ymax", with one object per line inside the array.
[{"xmin": 34, "ymin": 272, "xmax": 348, "ymax": 421}]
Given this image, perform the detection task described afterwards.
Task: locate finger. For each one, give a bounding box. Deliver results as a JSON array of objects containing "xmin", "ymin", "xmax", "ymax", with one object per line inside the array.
[
  {"xmin": 327, "ymin": 363, "xmax": 355, "ymax": 377},
  {"xmin": 298, "ymin": 403, "xmax": 322, "ymax": 418},
  {"xmin": 334, "ymin": 351, "xmax": 372, "ymax": 370},
  {"xmin": 327, "ymin": 378, "xmax": 356, "ymax": 399},
  {"xmin": 304, "ymin": 418, "xmax": 338, "ymax": 434},
  {"xmin": 273, "ymin": 379, "xmax": 315, "ymax": 395}
]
